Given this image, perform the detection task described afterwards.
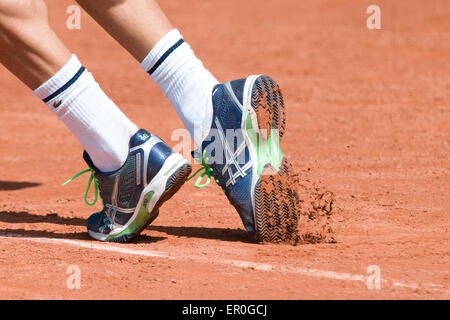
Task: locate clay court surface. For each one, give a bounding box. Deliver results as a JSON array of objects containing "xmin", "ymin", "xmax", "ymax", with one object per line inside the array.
[{"xmin": 0, "ymin": 0, "xmax": 449, "ymax": 299}]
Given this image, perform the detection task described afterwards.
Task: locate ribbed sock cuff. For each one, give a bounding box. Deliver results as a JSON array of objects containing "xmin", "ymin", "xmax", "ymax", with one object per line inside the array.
[
  {"xmin": 33, "ymin": 54, "xmax": 82, "ymax": 101},
  {"xmin": 140, "ymin": 29, "xmax": 183, "ymax": 74}
]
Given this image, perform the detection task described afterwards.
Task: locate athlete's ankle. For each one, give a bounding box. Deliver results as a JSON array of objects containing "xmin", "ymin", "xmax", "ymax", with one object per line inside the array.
[
  {"xmin": 141, "ymin": 29, "xmax": 218, "ymax": 147},
  {"xmin": 33, "ymin": 54, "xmax": 138, "ymax": 172}
]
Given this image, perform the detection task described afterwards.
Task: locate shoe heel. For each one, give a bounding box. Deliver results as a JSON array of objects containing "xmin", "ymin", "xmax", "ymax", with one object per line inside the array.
[
  {"xmin": 250, "ymin": 75, "xmax": 287, "ymax": 140},
  {"xmin": 144, "ymin": 153, "xmax": 192, "ymax": 225},
  {"xmin": 156, "ymin": 162, "xmax": 192, "ymax": 207}
]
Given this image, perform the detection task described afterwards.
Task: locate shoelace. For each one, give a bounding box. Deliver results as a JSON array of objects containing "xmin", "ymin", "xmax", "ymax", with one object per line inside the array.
[
  {"xmin": 62, "ymin": 168, "xmax": 100, "ymax": 206},
  {"xmin": 187, "ymin": 150, "xmax": 221, "ymax": 189},
  {"xmin": 64, "ymin": 152, "xmax": 222, "ymax": 206}
]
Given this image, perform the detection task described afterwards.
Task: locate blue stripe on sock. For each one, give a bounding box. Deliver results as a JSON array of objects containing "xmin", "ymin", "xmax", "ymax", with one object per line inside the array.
[
  {"xmin": 42, "ymin": 66, "xmax": 86, "ymax": 103},
  {"xmin": 148, "ymin": 39, "xmax": 184, "ymax": 75}
]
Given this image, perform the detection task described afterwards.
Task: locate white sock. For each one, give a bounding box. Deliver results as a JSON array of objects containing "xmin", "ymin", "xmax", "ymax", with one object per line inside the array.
[
  {"xmin": 33, "ymin": 54, "xmax": 138, "ymax": 172},
  {"xmin": 141, "ymin": 29, "xmax": 218, "ymax": 147}
]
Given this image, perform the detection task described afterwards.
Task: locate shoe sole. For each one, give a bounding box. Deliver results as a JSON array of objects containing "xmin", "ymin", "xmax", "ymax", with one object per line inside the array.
[
  {"xmin": 89, "ymin": 154, "xmax": 192, "ymax": 243},
  {"xmin": 243, "ymin": 75, "xmax": 300, "ymax": 243}
]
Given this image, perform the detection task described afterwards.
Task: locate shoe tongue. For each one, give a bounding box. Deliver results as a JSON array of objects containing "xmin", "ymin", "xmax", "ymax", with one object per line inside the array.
[{"xmin": 130, "ymin": 129, "xmax": 151, "ymax": 148}]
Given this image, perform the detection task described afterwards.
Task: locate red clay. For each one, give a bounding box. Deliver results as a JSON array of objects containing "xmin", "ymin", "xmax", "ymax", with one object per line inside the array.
[{"xmin": 0, "ymin": 0, "xmax": 449, "ymax": 299}]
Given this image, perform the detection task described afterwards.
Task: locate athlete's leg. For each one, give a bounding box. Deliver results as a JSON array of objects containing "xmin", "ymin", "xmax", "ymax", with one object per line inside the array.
[
  {"xmin": 74, "ymin": 0, "xmax": 171, "ymax": 62},
  {"xmin": 0, "ymin": 0, "xmax": 71, "ymax": 89},
  {"xmin": 0, "ymin": 0, "xmax": 191, "ymax": 242},
  {"xmin": 76, "ymin": 0, "xmax": 300, "ymax": 242},
  {"xmin": 0, "ymin": 0, "xmax": 137, "ymax": 171},
  {"xmin": 76, "ymin": 0, "xmax": 217, "ymax": 147}
]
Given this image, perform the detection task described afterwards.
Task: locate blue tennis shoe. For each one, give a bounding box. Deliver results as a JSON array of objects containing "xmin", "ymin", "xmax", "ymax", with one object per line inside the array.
[{"xmin": 190, "ymin": 75, "xmax": 300, "ymax": 242}]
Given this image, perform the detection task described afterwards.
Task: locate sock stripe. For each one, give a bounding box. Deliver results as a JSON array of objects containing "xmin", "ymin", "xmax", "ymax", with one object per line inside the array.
[
  {"xmin": 148, "ymin": 39, "xmax": 184, "ymax": 75},
  {"xmin": 42, "ymin": 66, "xmax": 86, "ymax": 103}
]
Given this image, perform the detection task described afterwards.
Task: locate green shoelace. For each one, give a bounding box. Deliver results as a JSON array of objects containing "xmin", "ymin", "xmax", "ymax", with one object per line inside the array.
[
  {"xmin": 186, "ymin": 150, "xmax": 221, "ymax": 189},
  {"xmin": 62, "ymin": 168, "xmax": 100, "ymax": 206},
  {"xmin": 64, "ymin": 150, "xmax": 221, "ymax": 207}
]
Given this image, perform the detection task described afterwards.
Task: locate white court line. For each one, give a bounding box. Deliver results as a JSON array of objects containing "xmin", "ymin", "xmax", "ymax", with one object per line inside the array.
[{"xmin": 0, "ymin": 232, "xmax": 448, "ymax": 295}]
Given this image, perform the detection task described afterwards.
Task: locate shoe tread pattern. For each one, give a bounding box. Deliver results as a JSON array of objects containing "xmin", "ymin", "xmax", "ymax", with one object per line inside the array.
[
  {"xmin": 251, "ymin": 75, "xmax": 286, "ymax": 138},
  {"xmin": 252, "ymin": 75, "xmax": 300, "ymax": 243}
]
